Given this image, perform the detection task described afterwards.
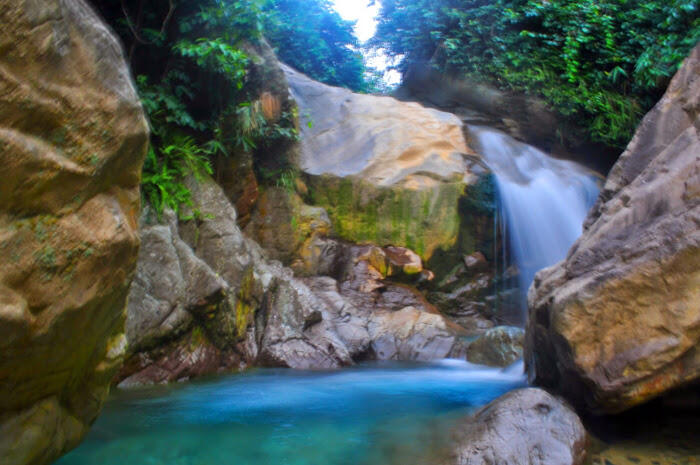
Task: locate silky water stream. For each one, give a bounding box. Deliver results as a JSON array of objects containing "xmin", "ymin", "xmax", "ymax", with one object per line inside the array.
[{"xmin": 469, "ymin": 125, "xmax": 600, "ymax": 313}]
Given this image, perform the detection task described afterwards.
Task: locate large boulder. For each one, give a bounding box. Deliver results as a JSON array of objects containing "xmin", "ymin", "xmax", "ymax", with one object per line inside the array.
[
  {"xmin": 526, "ymin": 45, "xmax": 700, "ymax": 413},
  {"xmin": 0, "ymin": 1, "xmax": 148, "ymax": 463},
  {"xmin": 445, "ymin": 388, "xmax": 587, "ymax": 465},
  {"xmin": 284, "ymin": 64, "xmax": 492, "ymax": 264}
]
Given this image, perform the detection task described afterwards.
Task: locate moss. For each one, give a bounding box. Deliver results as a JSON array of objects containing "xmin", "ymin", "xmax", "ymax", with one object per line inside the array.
[
  {"xmin": 234, "ymin": 267, "xmax": 256, "ymax": 339},
  {"xmin": 189, "ymin": 326, "xmax": 207, "ymax": 350},
  {"xmin": 49, "ymin": 127, "xmax": 67, "ymax": 146},
  {"xmin": 35, "ymin": 245, "xmax": 57, "ymax": 268},
  {"xmin": 305, "ymin": 174, "xmax": 464, "ymax": 261}
]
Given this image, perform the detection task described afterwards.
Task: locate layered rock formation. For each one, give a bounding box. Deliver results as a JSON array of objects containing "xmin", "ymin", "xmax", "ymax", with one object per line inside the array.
[
  {"xmin": 526, "ymin": 45, "xmax": 700, "ymax": 413},
  {"xmin": 445, "ymin": 388, "xmax": 587, "ymax": 465},
  {"xmin": 120, "ymin": 176, "xmax": 468, "ymax": 386},
  {"xmin": 0, "ymin": 0, "xmax": 148, "ymax": 463}
]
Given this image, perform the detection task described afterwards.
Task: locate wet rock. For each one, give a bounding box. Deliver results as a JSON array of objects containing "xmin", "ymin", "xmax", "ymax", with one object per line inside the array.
[
  {"xmin": 446, "ymin": 388, "xmax": 587, "ymax": 465},
  {"xmin": 0, "ymin": 1, "xmax": 148, "ymax": 463},
  {"xmin": 463, "ymin": 251, "xmax": 487, "ymax": 270},
  {"xmin": 117, "ymin": 329, "xmax": 240, "ymax": 388},
  {"xmin": 526, "ymin": 45, "xmax": 700, "ymax": 413},
  {"xmin": 467, "ymin": 326, "xmax": 524, "ymax": 367},
  {"xmin": 369, "ymin": 307, "xmax": 466, "ymax": 361}
]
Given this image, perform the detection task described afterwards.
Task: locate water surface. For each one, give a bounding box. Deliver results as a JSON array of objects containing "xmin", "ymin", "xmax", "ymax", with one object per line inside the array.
[{"xmin": 55, "ymin": 360, "xmax": 525, "ymax": 465}]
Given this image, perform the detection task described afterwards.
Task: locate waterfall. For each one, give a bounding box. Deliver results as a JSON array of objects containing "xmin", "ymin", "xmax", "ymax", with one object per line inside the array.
[{"xmin": 469, "ymin": 126, "xmax": 600, "ymax": 314}]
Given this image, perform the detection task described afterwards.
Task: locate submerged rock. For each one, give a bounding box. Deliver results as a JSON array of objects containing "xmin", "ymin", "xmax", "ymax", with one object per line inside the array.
[
  {"xmin": 0, "ymin": 0, "xmax": 148, "ymax": 463},
  {"xmin": 467, "ymin": 326, "xmax": 524, "ymax": 367},
  {"xmin": 526, "ymin": 45, "xmax": 700, "ymax": 413},
  {"xmin": 446, "ymin": 388, "xmax": 587, "ymax": 465}
]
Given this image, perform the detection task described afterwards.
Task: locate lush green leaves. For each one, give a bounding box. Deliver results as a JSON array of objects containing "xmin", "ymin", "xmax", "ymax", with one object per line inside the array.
[
  {"xmin": 141, "ymin": 136, "xmax": 215, "ymax": 219},
  {"xmin": 373, "ymin": 0, "xmax": 700, "ymax": 147},
  {"xmin": 263, "ymin": 0, "xmax": 369, "ymax": 91}
]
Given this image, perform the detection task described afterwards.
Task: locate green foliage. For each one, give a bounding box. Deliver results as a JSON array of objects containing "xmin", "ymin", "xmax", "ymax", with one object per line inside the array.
[
  {"xmin": 141, "ymin": 136, "xmax": 216, "ymax": 219},
  {"xmin": 92, "ymin": 0, "xmax": 371, "ymax": 217},
  {"xmin": 262, "ymin": 0, "xmax": 370, "ymax": 91},
  {"xmin": 373, "ymin": 0, "xmax": 700, "ymax": 147},
  {"xmin": 173, "ymin": 38, "xmax": 249, "ymax": 87}
]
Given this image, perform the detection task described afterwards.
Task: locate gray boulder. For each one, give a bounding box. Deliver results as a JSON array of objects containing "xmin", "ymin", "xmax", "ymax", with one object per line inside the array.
[{"xmin": 446, "ymin": 388, "xmax": 587, "ymax": 465}]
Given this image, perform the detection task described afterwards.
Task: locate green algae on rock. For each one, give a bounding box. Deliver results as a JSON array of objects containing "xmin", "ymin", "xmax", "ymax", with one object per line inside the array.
[{"xmin": 305, "ymin": 174, "xmax": 466, "ymax": 261}]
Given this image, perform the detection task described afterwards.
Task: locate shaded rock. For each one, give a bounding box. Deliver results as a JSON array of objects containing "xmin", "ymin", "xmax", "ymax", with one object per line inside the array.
[
  {"xmin": 0, "ymin": 1, "xmax": 148, "ymax": 463},
  {"xmin": 463, "ymin": 251, "xmax": 487, "ymax": 271},
  {"xmin": 215, "ymin": 39, "xmax": 297, "ymax": 227},
  {"xmin": 428, "ymin": 271, "xmax": 497, "ymax": 332},
  {"xmin": 244, "ymin": 187, "xmax": 332, "ymax": 265},
  {"xmin": 526, "ymin": 45, "xmax": 700, "ymax": 413},
  {"xmin": 125, "ymin": 209, "xmax": 227, "ymax": 353},
  {"xmin": 446, "ymin": 388, "xmax": 587, "ymax": 465},
  {"xmin": 293, "ymin": 236, "xmax": 347, "ymax": 278},
  {"xmin": 467, "ymin": 326, "xmax": 524, "ymax": 367}
]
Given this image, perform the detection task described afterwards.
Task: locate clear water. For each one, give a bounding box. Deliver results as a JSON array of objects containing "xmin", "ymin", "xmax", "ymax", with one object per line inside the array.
[
  {"xmin": 470, "ymin": 126, "xmax": 600, "ymax": 310},
  {"xmin": 55, "ymin": 361, "xmax": 525, "ymax": 465}
]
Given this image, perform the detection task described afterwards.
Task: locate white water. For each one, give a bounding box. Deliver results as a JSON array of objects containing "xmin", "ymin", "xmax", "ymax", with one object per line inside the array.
[{"xmin": 470, "ymin": 126, "xmax": 600, "ymax": 310}]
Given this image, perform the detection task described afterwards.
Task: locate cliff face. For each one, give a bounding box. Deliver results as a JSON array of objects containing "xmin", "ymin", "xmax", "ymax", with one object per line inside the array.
[
  {"xmin": 525, "ymin": 45, "xmax": 700, "ymax": 413},
  {"xmin": 0, "ymin": 1, "xmax": 148, "ymax": 463}
]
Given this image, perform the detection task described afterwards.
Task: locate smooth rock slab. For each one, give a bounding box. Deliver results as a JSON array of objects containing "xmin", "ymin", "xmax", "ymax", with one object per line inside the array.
[{"xmin": 446, "ymin": 388, "xmax": 587, "ymax": 465}]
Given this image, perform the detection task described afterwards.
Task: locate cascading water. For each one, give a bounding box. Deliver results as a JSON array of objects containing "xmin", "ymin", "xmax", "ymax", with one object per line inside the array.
[{"xmin": 469, "ymin": 126, "xmax": 600, "ymax": 316}]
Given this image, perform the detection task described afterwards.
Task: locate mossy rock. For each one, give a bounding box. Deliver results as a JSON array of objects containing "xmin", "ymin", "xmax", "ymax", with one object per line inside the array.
[{"xmin": 304, "ymin": 173, "xmax": 468, "ymax": 262}]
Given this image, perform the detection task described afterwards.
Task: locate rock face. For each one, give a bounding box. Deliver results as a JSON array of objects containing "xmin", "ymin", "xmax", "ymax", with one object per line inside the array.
[
  {"xmin": 526, "ymin": 45, "xmax": 700, "ymax": 413},
  {"xmin": 446, "ymin": 388, "xmax": 587, "ymax": 465},
  {"xmin": 121, "ymin": 176, "xmax": 467, "ymax": 386},
  {"xmin": 0, "ymin": 1, "xmax": 148, "ymax": 463},
  {"xmin": 284, "ymin": 64, "xmax": 491, "ymax": 263}
]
